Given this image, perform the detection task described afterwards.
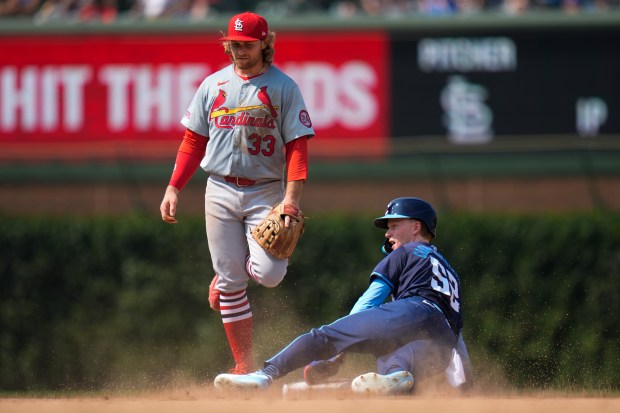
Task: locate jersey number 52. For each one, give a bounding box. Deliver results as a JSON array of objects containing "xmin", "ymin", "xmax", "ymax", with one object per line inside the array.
[{"xmin": 430, "ymin": 256, "xmax": 460, "ymax": 313}]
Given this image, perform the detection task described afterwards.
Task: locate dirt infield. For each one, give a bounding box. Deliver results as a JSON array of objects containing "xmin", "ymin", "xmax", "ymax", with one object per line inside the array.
[{"xmin": 2, "ymin": 390, "xmax": 619, "ymax": 413}]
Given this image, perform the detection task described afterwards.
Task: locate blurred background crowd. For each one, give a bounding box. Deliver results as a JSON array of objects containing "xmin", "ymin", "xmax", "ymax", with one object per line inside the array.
[{"xmin": 1, "ymin": 0, "xmax": 618, "ymax": 24}]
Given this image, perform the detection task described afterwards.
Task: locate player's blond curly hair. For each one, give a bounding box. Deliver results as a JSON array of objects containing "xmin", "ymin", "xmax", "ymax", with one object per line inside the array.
[{"xmin": 222, "ymin": 32, "xmax": 276, "ymax": 65}]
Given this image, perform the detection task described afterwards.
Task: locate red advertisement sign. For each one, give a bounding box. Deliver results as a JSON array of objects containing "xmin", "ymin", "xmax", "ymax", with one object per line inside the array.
[{"xmin": 0, "ymin": 31, "xmax": 388, "ymax": 160}]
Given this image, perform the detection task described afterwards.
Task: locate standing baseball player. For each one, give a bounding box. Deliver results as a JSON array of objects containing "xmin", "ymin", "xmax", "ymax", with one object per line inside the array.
[
  {"xmin": 159, "ymin": 11, "xmax": 314, "ymax": 375},
  {"xmin": 214, "ymin": 197, "xmax": 473, "ymax": 394}
]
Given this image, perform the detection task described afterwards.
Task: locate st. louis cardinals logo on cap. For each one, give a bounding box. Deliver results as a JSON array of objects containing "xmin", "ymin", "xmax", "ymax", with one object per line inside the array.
[{"xmin": 221, "ymin": 12, "xmax": 268, "ymax": 42}]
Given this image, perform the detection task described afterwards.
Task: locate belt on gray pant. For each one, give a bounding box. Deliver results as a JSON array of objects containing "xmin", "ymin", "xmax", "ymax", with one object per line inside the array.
[{"xmin": 224, "ymin": 176, "xmax": 257, "ymax": 187}]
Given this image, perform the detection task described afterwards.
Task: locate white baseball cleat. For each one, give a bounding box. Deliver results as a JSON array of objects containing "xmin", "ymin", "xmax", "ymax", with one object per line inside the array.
[
  {"xmin": 214, "ymin": 372, "xmax": 272, "ymax": 390},
  {"xmin": 351, "ymin": 371, "xmax": 414, "ymax": 395}
]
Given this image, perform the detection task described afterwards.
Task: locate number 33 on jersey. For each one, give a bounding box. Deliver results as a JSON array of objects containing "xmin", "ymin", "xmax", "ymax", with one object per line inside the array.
[{"xmin": 181, "ymin": 65, "xmax": 314, "ymax": 181}]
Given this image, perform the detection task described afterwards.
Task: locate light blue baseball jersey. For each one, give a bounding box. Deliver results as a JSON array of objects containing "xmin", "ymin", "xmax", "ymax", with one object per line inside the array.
[{"xmin": 181, "ymin": 64, "xmax": 314, "ymax": 181}]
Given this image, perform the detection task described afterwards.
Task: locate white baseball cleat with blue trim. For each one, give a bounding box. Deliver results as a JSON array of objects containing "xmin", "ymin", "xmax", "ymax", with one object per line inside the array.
[
  {"xmin": 214, "ymin": 372, "xmax": 272, "ymax": 390},
  {"xmin": 351, "ymin": 371, "xmax": 414, "ymax": 395}
]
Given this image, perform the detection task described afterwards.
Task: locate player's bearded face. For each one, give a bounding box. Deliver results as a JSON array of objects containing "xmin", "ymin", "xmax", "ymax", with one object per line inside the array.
[{"xmin": 230, "ymin": 41, "xmax": 264, "ymax": 71}]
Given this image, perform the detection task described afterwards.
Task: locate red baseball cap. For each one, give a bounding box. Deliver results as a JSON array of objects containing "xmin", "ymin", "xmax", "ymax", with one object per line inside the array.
[{"xmin": 221, "ymin": 12, "xmax": 269, "ymax": 42}]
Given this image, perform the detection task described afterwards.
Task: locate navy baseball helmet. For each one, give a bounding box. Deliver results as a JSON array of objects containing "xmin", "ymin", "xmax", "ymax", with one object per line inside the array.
[{"xmin": 373, "ymin": 197, "xmax": 437, "ymax": 238}]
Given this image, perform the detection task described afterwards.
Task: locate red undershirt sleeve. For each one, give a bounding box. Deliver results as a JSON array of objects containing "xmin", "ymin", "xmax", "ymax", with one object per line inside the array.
[
  {"xmin": 285, "ymin": 136, "xmax": 309, "ymax": 182},
  {"xmin": 169, "ymin": 129, "xmax": 208, "ymax": 191}
]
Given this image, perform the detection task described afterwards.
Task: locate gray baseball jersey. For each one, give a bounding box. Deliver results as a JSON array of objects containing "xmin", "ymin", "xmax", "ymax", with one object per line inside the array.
[{"xmin": 181, "ymin": 64, "xmax": 314, "ymax": 181}]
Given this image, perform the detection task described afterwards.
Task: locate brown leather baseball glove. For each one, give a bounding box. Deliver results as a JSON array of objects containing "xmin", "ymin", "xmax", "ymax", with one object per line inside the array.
[{"xmin": 251, "ymin": 203, "xmax": 305, "ymax": 260}]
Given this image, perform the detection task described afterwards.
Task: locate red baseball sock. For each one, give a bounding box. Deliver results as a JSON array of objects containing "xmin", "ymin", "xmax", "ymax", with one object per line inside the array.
[{"xmin": 220, "ymin": 289, "xmax": 254, "ymax": 374}]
